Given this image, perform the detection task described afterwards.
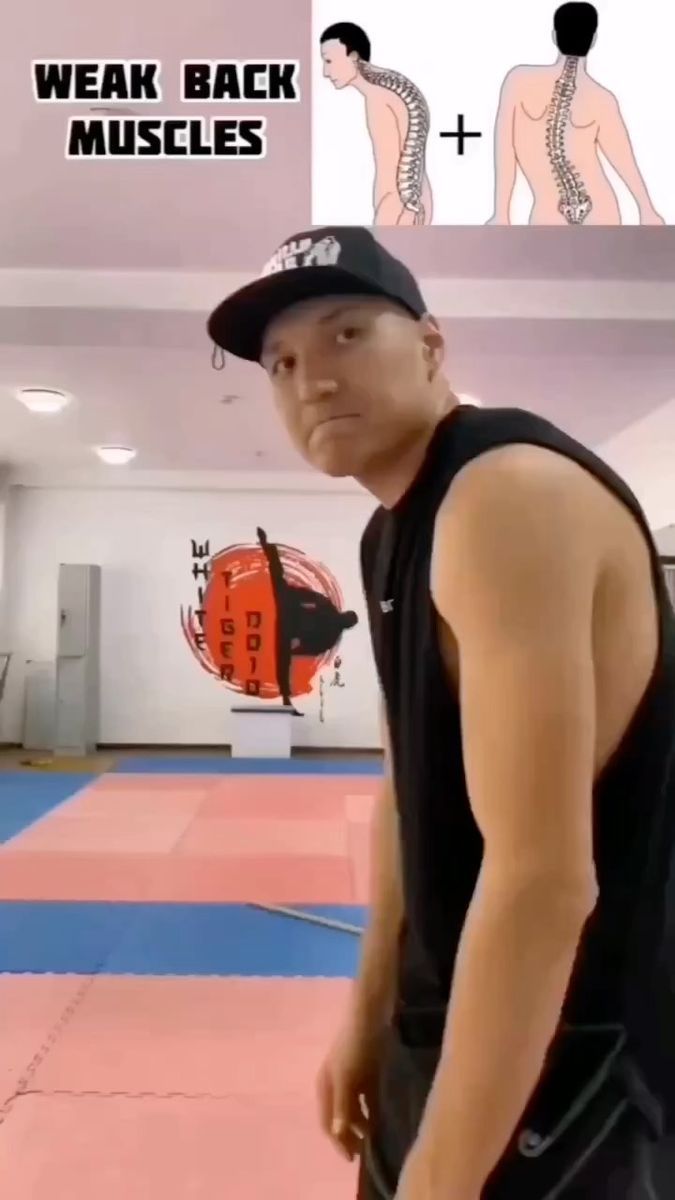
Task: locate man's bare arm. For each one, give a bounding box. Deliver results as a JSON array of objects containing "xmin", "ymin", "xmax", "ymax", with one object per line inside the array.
[
  {"xmin": 350, "ymin": 700, "xmax": 403, "ymax": 1036},
  {"xmin": 487, "ymin": 68, "xmax": 519, "ymax": 224},
  {"xmin": 596, "ymin": 91, "xmax": 663, "ymax": 222},
  {"xmin": 412, "ymin": 447, "xmax": 599, "ymax": 1196},
  {"xmin": 366, "ymin": 97, "xmax": 405, "ymax": 226}
]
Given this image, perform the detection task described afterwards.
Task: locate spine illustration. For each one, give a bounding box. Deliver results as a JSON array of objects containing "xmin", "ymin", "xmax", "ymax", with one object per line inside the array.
[
  {"xmin": 358, "ymin": 62, "xmax": 430, "ymax": 222},
  {"xmin": 545, "ymin": 56, "xmax": 592, "ymax": 225}
]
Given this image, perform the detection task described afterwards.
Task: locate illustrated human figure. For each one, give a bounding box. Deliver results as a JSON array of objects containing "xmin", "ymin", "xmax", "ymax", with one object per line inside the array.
[
  {"xmin": 320, "ymin": 22, "xmax": 433, "ymax": 227},
  {"xmin": 487, "ymin": 2, "xmax": 664, "ymax": 226},
  {"xmin": 257, "ymin": 526, "xmax": 357, "ymax": 707}
]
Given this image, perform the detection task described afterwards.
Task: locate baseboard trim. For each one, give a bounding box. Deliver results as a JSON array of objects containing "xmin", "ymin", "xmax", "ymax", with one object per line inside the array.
[
  {"xmin": 97, "ymin": 742, "xmax": 382, "ymax": 757},
  {"xmin": 1, "ymin": 741, "xmax": 383, "ymax": 758}
]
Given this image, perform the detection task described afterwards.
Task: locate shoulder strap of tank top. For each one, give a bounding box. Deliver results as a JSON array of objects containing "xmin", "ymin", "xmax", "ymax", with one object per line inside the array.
[{"xmin": 368, "ymin": 512, "xmax": 398, "ymax": 686}]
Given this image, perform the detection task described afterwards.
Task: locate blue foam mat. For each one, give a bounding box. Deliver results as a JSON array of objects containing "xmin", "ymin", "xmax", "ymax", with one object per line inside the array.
[
  {"xmin": 0, "ymin": 769, "xmax": 371, "ymax": 975},
  {"xmin": 0, "ymin": 773, "xmax": 96, "ymax": 844},
  {"xmin": 113, "ymin": 755, "xmax": 383, "ymax": 775},
  {"xmin": 0, "ymin": 901, "xmax": 366, "ymax": 976}
]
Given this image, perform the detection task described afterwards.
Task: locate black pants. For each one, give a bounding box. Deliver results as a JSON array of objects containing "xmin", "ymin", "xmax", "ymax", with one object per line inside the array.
[{"xmin": 357, "ymin": 1024, "xmax": 671, "ymax": 1199}]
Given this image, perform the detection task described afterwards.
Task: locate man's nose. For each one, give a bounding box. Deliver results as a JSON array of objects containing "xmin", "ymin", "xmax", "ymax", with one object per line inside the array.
[{"xmin": 295, "ymin": 373, "xmax": 338, "ymax": 404}]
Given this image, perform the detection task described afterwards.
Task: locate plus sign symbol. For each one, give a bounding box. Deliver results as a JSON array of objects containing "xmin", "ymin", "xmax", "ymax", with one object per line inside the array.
[{"xmin": 440, "ymin": 114, "xmax": 483, "ymax": 155}]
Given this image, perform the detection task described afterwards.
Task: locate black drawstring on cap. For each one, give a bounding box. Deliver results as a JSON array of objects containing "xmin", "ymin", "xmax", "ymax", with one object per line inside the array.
[{"xmin": 211, "ymin": 343, "xmax": 226, "ymax": 371}]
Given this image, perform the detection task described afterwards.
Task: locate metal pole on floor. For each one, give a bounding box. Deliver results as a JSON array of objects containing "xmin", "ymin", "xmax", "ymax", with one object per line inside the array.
[{"xmin": 247, "ymin": 902, "xmax": 364, "ymax": 935}]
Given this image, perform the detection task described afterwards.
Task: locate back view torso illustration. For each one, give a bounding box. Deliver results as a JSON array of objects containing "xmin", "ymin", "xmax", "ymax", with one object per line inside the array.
[
  {"xmin": 490, "ymin": 3, "xmax": 663, "ymax": 226},
  {"xmin": 513, "ymin": 61, "xmax": 616, "ymax": 224}
]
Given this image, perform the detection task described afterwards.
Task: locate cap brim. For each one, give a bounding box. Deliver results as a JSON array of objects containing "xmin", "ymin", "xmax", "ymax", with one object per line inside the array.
[{"xmin": 206, "ymin": 265, "xmax": 394, "ymax": 362}]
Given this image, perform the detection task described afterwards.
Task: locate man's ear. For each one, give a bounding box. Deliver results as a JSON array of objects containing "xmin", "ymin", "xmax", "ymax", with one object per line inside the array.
[{"xmin": 420, "ymin": 314, "xmax": 445, "ymax": 378}]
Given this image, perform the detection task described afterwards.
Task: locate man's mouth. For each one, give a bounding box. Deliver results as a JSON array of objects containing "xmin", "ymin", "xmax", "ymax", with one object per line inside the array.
[{"xmin": 315, "ymin": 413, "xmax": 359, "ymax": 430}]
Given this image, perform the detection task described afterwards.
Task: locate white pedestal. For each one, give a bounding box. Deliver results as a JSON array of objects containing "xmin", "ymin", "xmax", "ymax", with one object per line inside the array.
[{"xmin": 230, "ymin": 705, "xmax": 295, "ymax": 758}]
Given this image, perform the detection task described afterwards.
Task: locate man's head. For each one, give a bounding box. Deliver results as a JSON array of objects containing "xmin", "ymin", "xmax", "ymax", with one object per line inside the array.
[
  {"xmin": 320, "ymin": 22, "xmax": 370, "ymax": 88},
  {"xmin": 206, "ymin": 226, "xmax": 449, "ymax": 486},
  {"xmin": 553, "ymin": 2, "xmax": 598, "ymax": 57},
  {"xmin": 259, "ymin": 293, "xmax": 445, "ymax": 479}
]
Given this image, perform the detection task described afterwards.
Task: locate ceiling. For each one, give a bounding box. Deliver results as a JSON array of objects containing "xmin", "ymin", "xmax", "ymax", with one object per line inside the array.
[{"xmin": 2, "ymin": 0, "xmax": 675, "ymax": 480}]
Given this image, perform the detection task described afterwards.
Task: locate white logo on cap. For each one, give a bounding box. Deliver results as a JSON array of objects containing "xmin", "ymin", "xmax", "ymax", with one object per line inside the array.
[{"xmin": 260, "ymin": 234, "xmax": 342, "ymax": 277}]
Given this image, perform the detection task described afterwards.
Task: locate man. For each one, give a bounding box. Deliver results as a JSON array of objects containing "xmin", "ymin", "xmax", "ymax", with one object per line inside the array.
[
  {"xmin": 488, "ymin": 2, "xmax": 663, "ymax": 226},
  {"xmin": 207, "ymin": 225, "xmax": 675, "ymax": 1197},
  {"xmin": 319, "ymin": 22, "xmax": 433, "ymax": 226}
]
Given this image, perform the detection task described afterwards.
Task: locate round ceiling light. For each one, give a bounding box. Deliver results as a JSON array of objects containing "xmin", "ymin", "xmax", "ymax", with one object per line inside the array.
[
  {"xmin": 94, "ymin": 445, "xmax": 137, "ymax": 466},
  {"xmin": 16, "ymin": 387, "xmax": 71, "ymax": 414}
]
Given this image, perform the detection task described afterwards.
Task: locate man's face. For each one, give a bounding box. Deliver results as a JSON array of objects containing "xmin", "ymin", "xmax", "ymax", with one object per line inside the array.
[
  {"xmin": 260, "ymin": 295, "xmax": 442, "ymax": 479},
  {"xmin": 320, "ymin": 40, "xmax": 359, "ymax": 88}
]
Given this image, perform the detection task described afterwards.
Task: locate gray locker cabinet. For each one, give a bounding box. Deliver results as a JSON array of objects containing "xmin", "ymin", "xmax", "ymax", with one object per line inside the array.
[
  {"xmin": 22, "ymin": 661, "xmax": 56, "ymax": 751},
  {"xmin": 54, "ymin": 564, "xmax": 101, "ymax": 757}
]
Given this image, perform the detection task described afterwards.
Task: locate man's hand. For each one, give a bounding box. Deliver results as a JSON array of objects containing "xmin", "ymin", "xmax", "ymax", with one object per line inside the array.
[{"xmin": 316, "ymin": 1017, "xmax": 380, "ymax": 1162}]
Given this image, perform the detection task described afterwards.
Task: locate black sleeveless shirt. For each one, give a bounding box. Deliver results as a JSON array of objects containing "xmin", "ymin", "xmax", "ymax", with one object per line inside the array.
[{"xmin": 360, "ymin": 405, "xmax": 675, "ymax": 1113}]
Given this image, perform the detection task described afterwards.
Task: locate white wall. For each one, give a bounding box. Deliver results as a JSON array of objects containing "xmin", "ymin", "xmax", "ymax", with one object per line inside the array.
[
  {"xmin": 0, "ymin": 466, "xmax": 9, "ymax": 647},
  {"xmin": 1, "ymin": 484, "xmax": 381, "ymax": 749},
  {"xmin": 654, "ymin": 527, "xmax": 675, "ymax": 556},
  {"xmin": 597, "ymin": 398, "xmax": 675, "ymax": 531}
]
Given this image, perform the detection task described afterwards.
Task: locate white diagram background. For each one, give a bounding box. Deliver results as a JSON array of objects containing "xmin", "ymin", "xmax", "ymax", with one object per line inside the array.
[{"xmin": 311, "ymin": 0, "xmax": 674, "ymax": 226}]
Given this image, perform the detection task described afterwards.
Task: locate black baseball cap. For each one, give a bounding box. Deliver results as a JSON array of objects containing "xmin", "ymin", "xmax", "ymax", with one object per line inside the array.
[{"xmin": 207, "ymin": 225, "xmax": 428, "ymax": 362}]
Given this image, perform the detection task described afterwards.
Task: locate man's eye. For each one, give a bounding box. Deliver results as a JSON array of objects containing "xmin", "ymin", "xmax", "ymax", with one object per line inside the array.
[
  {"xmin": 272, "ymin": 356, "xmax": 295, "ymax": 377},
  {"xmin": 336, "ymin": 327, "xmax": 360, "ymax": 344}
]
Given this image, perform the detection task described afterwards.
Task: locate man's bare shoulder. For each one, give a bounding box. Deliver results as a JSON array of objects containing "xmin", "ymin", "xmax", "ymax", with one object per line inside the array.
[
  {"xmin": 447, "ymin": 441, "xmax": 589, "ymax": 492},
  {"xmin": 502, "ymin": 63, "xmax": 548, "ymax": 85},
  {"xmin": 588, "ymin": 78, "xmax": 619, "ymax": 108},
  {"xmin": 430, "ymin": 443, "xmax": 602, "ymax": 643},
  {"xmin": 508, "ymin": 64, "xmax": 615, "ymax": 103},
  {"xmin": 436, "ymin": 442, "xmax": 606, "ymax": 557},
  {"xmin": 496, "ymin": 63, "xmax": 547, "ymax": 102}
]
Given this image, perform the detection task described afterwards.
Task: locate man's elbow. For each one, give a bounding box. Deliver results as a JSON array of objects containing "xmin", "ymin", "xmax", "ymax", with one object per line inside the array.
[
  {"xmin": 484, "ymin": 861, "xmax": 598, "ymax": 933},
  {"xmin": 543, "ymin": 875, "xmax": 598, "ymax": 936},
  {"xmin": 534, "ymin": 874, "xmax": 598, "ymax": 946}
]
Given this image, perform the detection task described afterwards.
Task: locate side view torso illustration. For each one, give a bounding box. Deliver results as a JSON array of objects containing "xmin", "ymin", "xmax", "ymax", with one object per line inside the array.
[
  {"xmin": 489, "ymin": 2, "xmax": 663, "ymax": 226},
  {"xmin": 320, "ymin": 22, "xmax": 433, "ymax": 226}
]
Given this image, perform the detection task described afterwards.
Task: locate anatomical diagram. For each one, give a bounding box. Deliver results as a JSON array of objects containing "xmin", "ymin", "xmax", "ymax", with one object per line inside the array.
[
  {"xmin": 547, "ymin": 56, "xmax": 593, "ymax": 223},
  {"xmin": 487, "ymin": 2, "xmax": 663, "ymax": 226},
  {"xmin": 320, "ymin": 21, "xmax": 433, "ymax": 226}
]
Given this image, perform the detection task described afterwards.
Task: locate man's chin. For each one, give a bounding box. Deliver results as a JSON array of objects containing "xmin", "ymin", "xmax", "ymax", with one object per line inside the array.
[{"xmin": 309, "ymin": 446, "xmax": 362, "ymax": 479}]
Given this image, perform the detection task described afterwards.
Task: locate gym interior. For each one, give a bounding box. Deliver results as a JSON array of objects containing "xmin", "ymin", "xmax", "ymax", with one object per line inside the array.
[{"xmin": 1, "ymin": 2, "xmax": 675, "ymax": 1197}]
